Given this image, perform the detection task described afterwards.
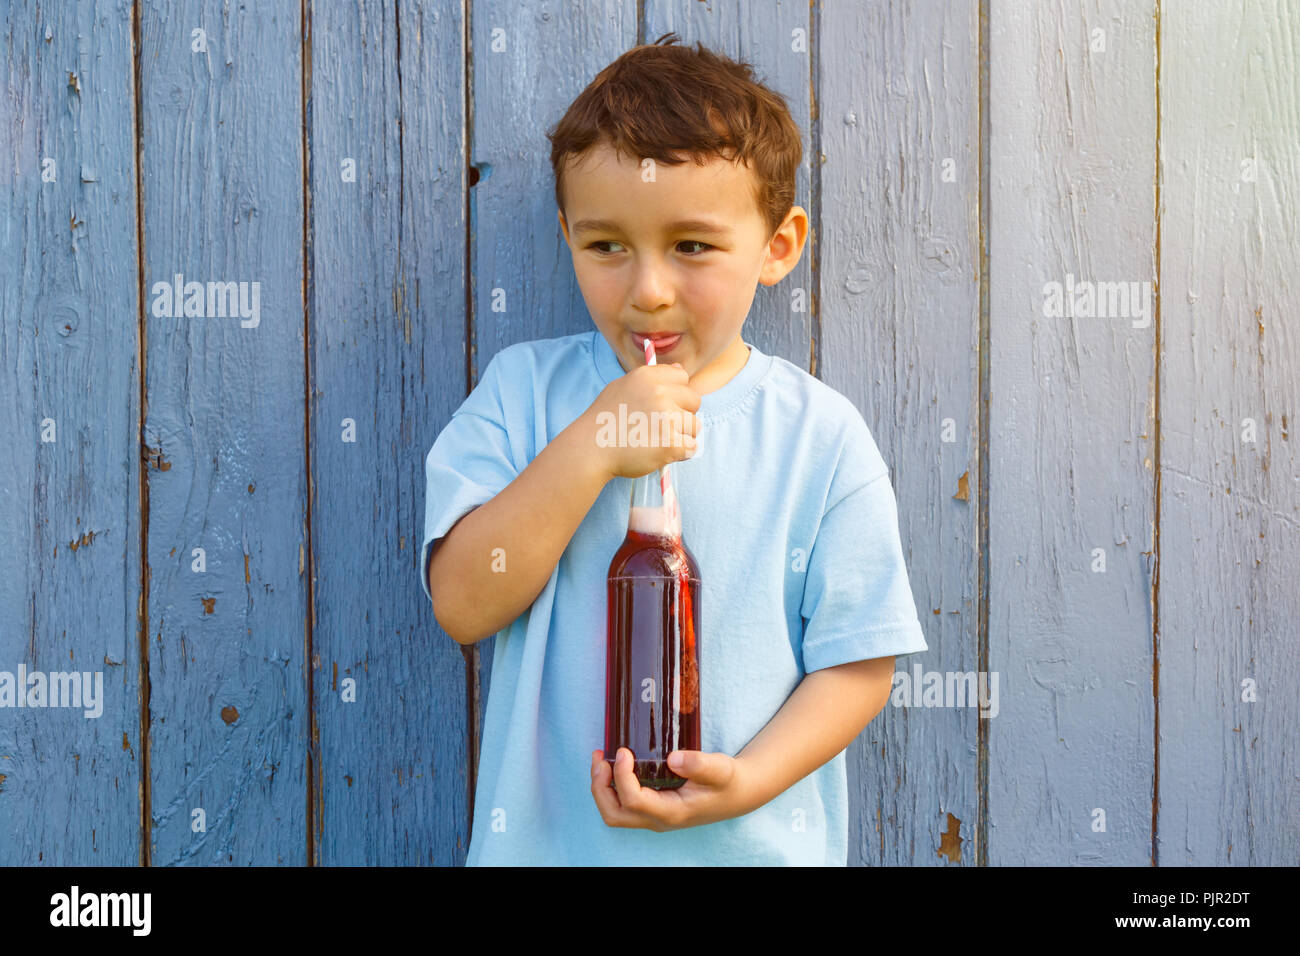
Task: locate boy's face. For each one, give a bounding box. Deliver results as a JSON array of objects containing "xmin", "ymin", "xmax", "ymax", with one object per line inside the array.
[{"xmin": 557, "ymin": 141, "xmax": 807, "ymax": 391}]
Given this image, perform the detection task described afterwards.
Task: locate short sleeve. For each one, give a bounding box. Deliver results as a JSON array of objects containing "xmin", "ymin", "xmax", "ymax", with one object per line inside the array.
[
  {"xmin": 799, "ymin": 471, "xmax": 929, "ymax": 672},
  {"xmin": 419, "ymin": 353, "xmax": 520, "ymax": 605}
]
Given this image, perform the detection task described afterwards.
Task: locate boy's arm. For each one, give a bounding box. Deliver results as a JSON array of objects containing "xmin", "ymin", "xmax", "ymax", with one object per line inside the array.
[
  {"xmin": 733, "ymin": 656, "xmax": 896, "ymax": 813},
  {"xmin": 428, "ymin": 412, "xmax": 610, "ymax": 645}
]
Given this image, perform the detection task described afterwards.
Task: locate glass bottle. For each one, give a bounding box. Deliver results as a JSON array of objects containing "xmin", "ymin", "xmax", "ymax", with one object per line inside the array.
[{"xmin": 603, "ymin": 466, "xmax": 701, "ymax": 788}]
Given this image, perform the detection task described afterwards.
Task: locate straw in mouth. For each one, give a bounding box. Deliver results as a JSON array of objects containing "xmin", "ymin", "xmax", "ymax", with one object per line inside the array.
[{"xmin": 643, "ymin": 336, "xmax": 679, "ymax": 530}]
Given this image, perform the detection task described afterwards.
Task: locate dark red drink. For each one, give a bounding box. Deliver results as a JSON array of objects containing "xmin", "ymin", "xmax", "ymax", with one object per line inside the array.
[{"xmin": 604, "ymin": 476, "xmax": 701, "ymax": 789}]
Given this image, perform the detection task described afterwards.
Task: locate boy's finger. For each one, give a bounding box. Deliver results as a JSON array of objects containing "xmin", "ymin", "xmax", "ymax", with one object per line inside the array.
[
  {"xmin": 667, "ymin": 750, "xmax": 733, "ymax": 787},
  {"xmin": 593, "ymin": 753, "xmax": 642, "ymax": 827},
  {"xmin": 612, "ymin": 747, "xmax": 648, "ymax": 812},
  {"xmin": 591, "ymin": 759, "xmax": 624, "ymax": 824}
]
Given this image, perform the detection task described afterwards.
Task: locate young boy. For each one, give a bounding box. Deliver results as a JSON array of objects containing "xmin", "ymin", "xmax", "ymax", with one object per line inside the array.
[{"xmin": 421, "ymin": 34, "xmax": 928, "ymax": 865}]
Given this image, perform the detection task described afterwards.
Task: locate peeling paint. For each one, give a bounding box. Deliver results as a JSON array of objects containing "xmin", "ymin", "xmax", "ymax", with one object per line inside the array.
[
  {"xmin": 68, "ymin": 529, "xmax": 98, "ymax": 551},
  {"xmin": 220, "ymin": 706, "xmax": 239, "ymax": 725},
  {"xmin": 953, "ymin": 470, "xmax": 970, "ymax": 501},
  {"xmin": 937, "ymin": 812, "xmax": 963, "ymax": 863},
  {"xmin": 142, "ymin": 444, "xmax": 172, "ymax": 471}
]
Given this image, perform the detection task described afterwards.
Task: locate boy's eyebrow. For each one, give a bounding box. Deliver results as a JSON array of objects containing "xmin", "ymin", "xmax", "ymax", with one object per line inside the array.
[{"xmin": 571, "ymin": 217, "xmax": 734, "ymax": 238}]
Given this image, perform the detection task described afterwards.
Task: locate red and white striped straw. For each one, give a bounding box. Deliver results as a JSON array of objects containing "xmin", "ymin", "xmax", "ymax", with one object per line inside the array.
[{"xmin": 642, "ymin": 336, "xmax": 679, "ymax": 530}]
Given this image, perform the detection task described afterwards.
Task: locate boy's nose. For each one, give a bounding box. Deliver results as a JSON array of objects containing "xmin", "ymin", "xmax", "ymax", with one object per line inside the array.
[{"xmin": 629, "ymin": 262, "xmax": 674, "ymax": 311}]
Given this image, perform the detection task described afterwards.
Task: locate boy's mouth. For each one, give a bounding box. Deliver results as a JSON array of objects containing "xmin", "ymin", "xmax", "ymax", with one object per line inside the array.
[{"xmin": 631, "ymin": 331, "xmax": 684, "ymax": 355}]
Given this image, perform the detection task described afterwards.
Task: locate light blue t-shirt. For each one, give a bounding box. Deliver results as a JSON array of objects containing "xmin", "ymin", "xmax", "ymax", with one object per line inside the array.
[{"xmin": 420, "ymin": 329, "xmax": 928, "ymax": 865}]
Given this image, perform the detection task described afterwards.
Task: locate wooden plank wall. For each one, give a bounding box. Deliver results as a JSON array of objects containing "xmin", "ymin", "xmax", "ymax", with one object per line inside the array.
[
  {"xmin": 0, "ymin": 0, "xmax": 143, "ymax": 865},
  {"xmin": 989, "ymin": 1, "xmax": 1158, "ymax": 865},
  {"xmin": 0, "ymin": 0, "xmax": 1294, "ymax": 866},
  {"xmin": 824, "ymin": 0, "xmax": 982, "ymax": 866},
  {"xmin": 1158, "ymin": 1, "xmax": 1299, "ymax": 865},
  {"xmin": 309, "ymin": 0, "xmax": 470, "ymax": 867}
]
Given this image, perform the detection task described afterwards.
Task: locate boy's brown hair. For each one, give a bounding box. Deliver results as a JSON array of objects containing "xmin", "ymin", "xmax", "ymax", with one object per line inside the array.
[{"xmin": 546, "ymin": 32, "xmax": 802, "ymax": 242}]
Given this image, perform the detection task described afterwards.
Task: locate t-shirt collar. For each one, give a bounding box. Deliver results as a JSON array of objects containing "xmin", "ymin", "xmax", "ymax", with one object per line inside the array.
[{"xmin": 591, "ymin": 329, "xmax": 771, "ymax": 421}]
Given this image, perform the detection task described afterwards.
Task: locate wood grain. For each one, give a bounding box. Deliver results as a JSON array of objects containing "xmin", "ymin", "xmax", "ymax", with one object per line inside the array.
[
  {"xmin": 1157, "ymin": 0, "xmax": 1300, "ymax": 865},
  {"xmin": 821, "ymin": 0, "xmax": 982, "ymax": 867},
  {"xmin": 310, "ymin": 0, "xmax": 471, "ymax": 866},
  {"xmin": 137, "ymin": 0, "xmax": 308, "ymax": 865},
  {"xmin": 989, "ymin": 0, "xmax": 1157, "ymax": 865},
  {"xmin": 0, "ymin": 0, "xmax": 143, "ymax": 866}
]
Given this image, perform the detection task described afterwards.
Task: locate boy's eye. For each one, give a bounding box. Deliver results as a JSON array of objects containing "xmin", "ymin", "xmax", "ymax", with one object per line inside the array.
[{"xmin": 587, "ymin": 240, "xmax": 713, "ymax": 256}]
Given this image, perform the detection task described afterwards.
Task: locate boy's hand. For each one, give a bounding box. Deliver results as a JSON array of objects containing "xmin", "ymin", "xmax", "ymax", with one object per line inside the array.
[
  {"xmin": 581, "ymin": 362, "xmax": 701, "ymax": 481},
  {"xmin": 590, "ymin": 747, "xmax": 753, "ymax": 832}
]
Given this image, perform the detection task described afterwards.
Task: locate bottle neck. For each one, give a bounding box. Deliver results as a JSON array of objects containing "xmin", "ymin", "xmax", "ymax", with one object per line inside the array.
[{"xmin": 627, "ymin": 469, "xmax": 681, "ymax": 539}]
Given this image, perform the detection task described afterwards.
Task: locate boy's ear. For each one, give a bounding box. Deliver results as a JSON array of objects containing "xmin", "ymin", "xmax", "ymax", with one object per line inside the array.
[
  {"xmin": 758, "ymin": 204, "xmax": 810, "ymax": 286},
  {"xmin": 557, "ymin": 209, "xmax": 570, "ymax": 244}
]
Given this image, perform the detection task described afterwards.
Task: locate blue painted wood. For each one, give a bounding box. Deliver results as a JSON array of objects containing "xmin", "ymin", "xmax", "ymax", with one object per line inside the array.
[
  {"xmin": 0, "ymin": 0, "xmax": 143, "ymax": 866},
  {"xmin": 820, "ymin": 0, "xmax": 982, "ymax": 866},
  {"xmin": 1157, "ymin": 1, "xmax": 1300, "ymax": 865},
  {"xmin": 988, "ymin": 0, "xmax": 1157, "ymax": 864},
  {"xmin": 311, "ymin": 0, "xmax": 471, "ymax": 866},
  {"xmin": 137, "ymin": 0, "xmax": 308, "ymax": 865}
]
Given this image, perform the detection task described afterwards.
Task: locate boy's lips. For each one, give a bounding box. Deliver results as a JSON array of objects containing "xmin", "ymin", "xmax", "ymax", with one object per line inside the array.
[{"xmin": 631, "ymin": 331, "xmax": 684, "ymax": 354}]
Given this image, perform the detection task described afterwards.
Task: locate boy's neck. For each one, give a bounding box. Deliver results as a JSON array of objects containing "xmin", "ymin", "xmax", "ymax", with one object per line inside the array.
[{"xmin": 686, "ymin": 333, "xmax": 751, "ymax": 396}]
